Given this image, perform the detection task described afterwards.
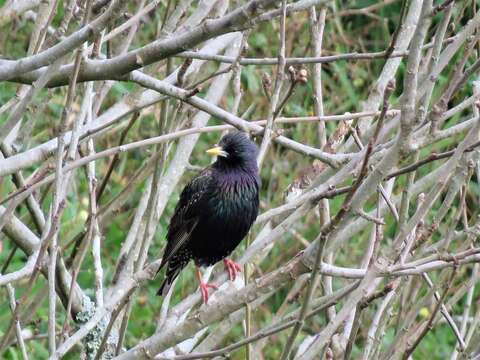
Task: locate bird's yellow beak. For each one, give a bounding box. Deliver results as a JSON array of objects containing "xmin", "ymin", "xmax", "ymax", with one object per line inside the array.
[{"xmin": 206, "ymin": 146, "xmax": 228, "ymax": 157}]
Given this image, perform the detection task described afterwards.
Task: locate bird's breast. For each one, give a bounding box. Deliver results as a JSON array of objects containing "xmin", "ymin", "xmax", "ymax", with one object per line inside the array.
[{"xmin": 200, "ymin": 174, "xmax": 259, "ymax": 237}]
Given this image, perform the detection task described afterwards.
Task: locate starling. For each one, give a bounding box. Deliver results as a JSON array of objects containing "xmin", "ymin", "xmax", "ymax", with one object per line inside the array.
[{"xmin": 157, "ymin": 131, "xmax": 260, "ymax": 303}]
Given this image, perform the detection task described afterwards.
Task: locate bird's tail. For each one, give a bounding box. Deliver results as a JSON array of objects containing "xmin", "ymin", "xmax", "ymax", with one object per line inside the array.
[{"xmin": 157, "ymin": 257, "xmax": 186, "ymax": 296}]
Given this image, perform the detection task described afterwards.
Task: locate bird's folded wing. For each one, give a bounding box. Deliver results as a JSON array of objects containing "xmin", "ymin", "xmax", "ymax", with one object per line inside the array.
[
  {"xmin": 158, "ymin": 217, "xmax": 199, "ymax": 269},
  {"xmin": 158, "ymin": 170, "xmax": 212, "ymax": 270}
]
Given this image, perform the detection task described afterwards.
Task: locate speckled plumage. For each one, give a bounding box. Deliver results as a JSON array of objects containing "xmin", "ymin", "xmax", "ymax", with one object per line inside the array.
[{"xmin": 157, "ymin": 132, "xmax": 260, "ymax": 296}]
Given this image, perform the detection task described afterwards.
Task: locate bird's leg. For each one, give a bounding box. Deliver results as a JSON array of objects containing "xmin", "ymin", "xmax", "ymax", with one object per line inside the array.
[
  {"xmin": 223, "ymin": 258, "xmax": 242, "ymax": 281},
  {"xmin": 195, "ymin": 267, "xmax": 218, "ymax": 304}
]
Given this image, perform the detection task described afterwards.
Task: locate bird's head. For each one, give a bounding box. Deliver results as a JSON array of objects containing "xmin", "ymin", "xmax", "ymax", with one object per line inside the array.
[{"xmin": 206, "ymin": 132, "xmax": 258, "ymax": 170}]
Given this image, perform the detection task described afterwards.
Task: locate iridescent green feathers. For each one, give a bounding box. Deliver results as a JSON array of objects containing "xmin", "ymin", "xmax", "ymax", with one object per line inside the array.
[{"xmin": 157, "ymin": 132, "xmax": 260, "ymax": 296}]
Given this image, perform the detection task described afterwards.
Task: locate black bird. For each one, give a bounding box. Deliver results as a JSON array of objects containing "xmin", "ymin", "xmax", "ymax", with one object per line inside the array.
[{"xmin": 157, "ymin": 132, "xmax": 260, "ymax": 303}]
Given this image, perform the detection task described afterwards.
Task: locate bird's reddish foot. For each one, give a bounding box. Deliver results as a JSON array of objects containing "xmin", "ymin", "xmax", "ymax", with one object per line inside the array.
[
  {"xmin": 196, "ymin": 268, "xmax": 218, "ymax": 304},
  {"xmin": 198, "ymin": 281, "xmax": 218, "ymax": 304},
  {"xmin": 223, "ymin": 258, "xmax": 242, "ymax": 281}
]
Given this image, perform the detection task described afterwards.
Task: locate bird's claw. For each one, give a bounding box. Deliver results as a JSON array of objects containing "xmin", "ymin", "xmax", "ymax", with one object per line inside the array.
[
  {"xmin": 199, "ymin": 281, "xmax": 218, "ymax": 304},
  {"xmin": 223, "ymin": 258, "xmax": 242, "ymax": 281}
]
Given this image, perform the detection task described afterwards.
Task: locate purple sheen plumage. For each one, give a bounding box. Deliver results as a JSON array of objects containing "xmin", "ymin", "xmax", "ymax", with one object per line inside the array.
[{"xmin": 157, "ymin": 131, "xmax": 260, "ymax": 296}]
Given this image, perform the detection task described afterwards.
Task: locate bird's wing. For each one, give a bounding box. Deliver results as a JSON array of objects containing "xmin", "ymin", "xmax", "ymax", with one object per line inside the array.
[{"xmin": 159, "ymin": 169, "xmax": 212, "ymax": 269}]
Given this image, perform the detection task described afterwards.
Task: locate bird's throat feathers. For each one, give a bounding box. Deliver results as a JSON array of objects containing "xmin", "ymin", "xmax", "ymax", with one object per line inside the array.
[
  {"xmin": 214, "ymin": 156, "xmax": 257, "ymax": 171},
  {"xmin": 211, "ymin": 158, "xmax": 260, "ymax": 191}
]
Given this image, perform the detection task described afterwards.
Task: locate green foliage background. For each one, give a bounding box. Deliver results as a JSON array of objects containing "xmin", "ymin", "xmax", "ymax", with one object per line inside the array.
[{"xmin": 0, "ymin": 0, "xmax": 478, "ymax": 358}]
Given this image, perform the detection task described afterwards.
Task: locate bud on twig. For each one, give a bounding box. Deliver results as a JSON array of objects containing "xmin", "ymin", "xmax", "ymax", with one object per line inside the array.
[
  {"xmin": 262, "ymin": 72, "xmax": 272, "ymax": 100},
  {"xmin": 297, "ymin": 68, "xmax": 308, "ymax": 84}
]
